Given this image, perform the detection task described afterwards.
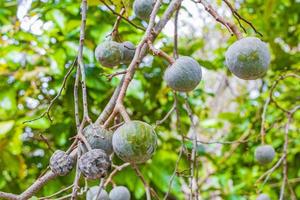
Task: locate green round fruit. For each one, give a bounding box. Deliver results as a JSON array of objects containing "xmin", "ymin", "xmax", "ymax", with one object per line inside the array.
[
  {"xmin": 109, "ymin": 186, "xmax": 131, "ymax": 200},
  {"xmin": 255, "ymin": 145, "xmax": 275, "ymax": 165},
  {"xmin": 112, "ymin": 120, "xmax": 157, "ymax": 164},
  {"xmin": 256, "ymin": 193, "xmax": 270, "ymax": 200},
  {"xmin": 225, "ymin": 37, "xmax": 270, "ymax": 80},
  {"xmin": 86, "ymin": 186, "xmax": 109, "ymax": 200},
  {"xmin": 163, "ymin": 56, "xmax": 202, "ymax": 92},
  {"xmin": 95, "ymin": 41, "xmax": 122, "ymax": 67},
  {"xmin": 133, "ymin": 0, "xmax": 154, "ymax": 21},
  {"xmin": 120, "ymin": 41, "xmax": 135, "ymax": 64},
  {"xmin": 83, "ymin": 124, "xmax": 113, "ymax": 155}
]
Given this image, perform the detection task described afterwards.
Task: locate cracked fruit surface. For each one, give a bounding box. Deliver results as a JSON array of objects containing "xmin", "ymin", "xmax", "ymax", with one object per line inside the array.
[
  {"xmin": 79, "ymin": 149, "xmax": 111, "ymax": 179},
  {"xmin": 49, "ymin": 150, "xmax": 74, "ymax": 176}
]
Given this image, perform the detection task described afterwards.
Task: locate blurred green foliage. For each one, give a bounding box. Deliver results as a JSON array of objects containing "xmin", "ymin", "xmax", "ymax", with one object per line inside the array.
[{"xmin": 0, "ymin": 0, "xmax": 299, "ymax": 199}]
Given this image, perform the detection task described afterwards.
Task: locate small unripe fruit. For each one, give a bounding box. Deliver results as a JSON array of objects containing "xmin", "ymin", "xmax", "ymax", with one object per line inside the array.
[
  {"xmin": 112, "ymin": 120, "xmax": 157, "ymax": 164},
  {"xmin": 120, "ymin": 41, "xmax": 136, "ymax": 64},
  {"xmin": 95, "ymin": 41, "xmax": 122, "ymax": 67},
  {"xmin": 256, "ymin": 193, "xmax": 271, "ymax": 200},
  {"xmin": 133, "ymin": 0, "xmax": 154, "ymax": 21},
  {"xmin": 109, "ymin": 186, "xmax": 131, "ymax": 200},
  {"xmin": 86, "ymin": 186, "xmax": 109, "ymax": 200},
  {"xmin": 255, "ymin": 145, "xmax": 275, "ymax": 165},
  {"xmin": 225, "ymin": 37, "xmax": 270, "ymax": 80},
  {"xmin": 79, "ymin": 149, "xmax": 111, "ymax": 179},
  {"xmin": 49, "ymin": 150, "xmax": 74, "ymax": 176},
  {"xmin": 163, "ymin": 56, "xmax": 202, "ymax": 92},
  {"xmin": 83, "ymin": 124, "xmax": 113, "ymax": 155}
]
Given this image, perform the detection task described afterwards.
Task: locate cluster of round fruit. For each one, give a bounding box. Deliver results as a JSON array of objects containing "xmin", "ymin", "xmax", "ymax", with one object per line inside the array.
[
  {"xmin": 94, "ymin": 37, "xmax": 270, "ymax": 94},
  {"xmin": 49, "ymin": 121, "xmax": 157, "ymax": 198},
  {"xmin": 95, "ymin": 41, "xmax": 136, "ymax": 68},
  {"xmin": 49, "ymin": 1, "xmax": 272, "ymax": 198},
  {"xmin": 86, "ymin": 185, "xmax": 130, "ymax": 200}
]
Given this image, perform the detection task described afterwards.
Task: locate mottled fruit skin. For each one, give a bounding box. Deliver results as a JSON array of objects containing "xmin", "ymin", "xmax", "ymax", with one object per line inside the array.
[
  {"xmin": 225, "ymin": 37, "xmax": 270, "ymax": 80},
  {"xmin": 83, "ymin": 124, "xmax": 113, "ymax": 154},
  {"xmin": 256, "ymin": 193, "xmax": 271, "ymax": 200},
  {"xmin": 86, "ymin": 186, "xmax": 109, "ymax": 200},
  {"xmin": 112, "ymin": 120, "xmax": 157, "ymax": 164},
  {"xmin": 255, "ymin": 145, "xmax": 275, "ymax": 165},
  {"xmin": 78, "ymin": 149, "xmax": 111, "ymax": 179},
  {"xmin": 95, "ymin": 41, "xmax": 122, "ymax": 67},
  {"xmin": 120, "ymin": 41, "xmax": 135, "ymax": 64},
  {"xmin": 109, "ymin": 186, "xmax": 131, "ymax": 200},
  {"xmin": 163, "ymin": 56, "xmax": 202, "ymax": 92},
  {"xmin": 133, "ymin": 0, "xmax": 154, "ymax": 21},
  {"xmin": 49, "ymin": 150, "xmax": 74, "ymax": 176}
]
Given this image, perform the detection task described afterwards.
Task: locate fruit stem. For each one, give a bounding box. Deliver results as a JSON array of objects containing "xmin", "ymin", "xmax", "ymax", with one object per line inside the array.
[
  {"xmin": 147, "ymin": 40, "xmax": 175, "ymax": 64},
  {"xmin": 117, "ymin": 104, "xmax": 131, "ymax": 122}
]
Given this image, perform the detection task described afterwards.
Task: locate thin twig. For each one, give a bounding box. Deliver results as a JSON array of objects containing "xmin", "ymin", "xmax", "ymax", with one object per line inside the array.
[
  {"xmin": 132, "ymin": 165, "xmax": 151, "ymax": 200},
  {"xmin": 95, "ymin": 178, "xmax": 105, "ymax": 200},
  {"xmin": 39, "ymin": 184, "xmax": 74, "ymax": 199},
  {"xmin": 163, "ymin": 92, "xmax": 187, "ymax": 199},
  {"xmin": 184, "ymin": 95, "xmax": 199, "ymax": 200},
  {"xmin": 279, "ymin": 113, "xmax": 292, "ymax": 200},
  {"xmin": 104, "ymin": 163, "xmax": 130, "ymax": 186},
  {"xmin": 222, "ymin": 0, "xmax": 263, "ymax": 36},
  {"xmin": 260, "ymin": 74, "xmax": 300, "ymax": 143},
  {"xmin": 117, "ymin": 104, "xmax": 131, "ymax": 122},
  {"xmin": 105, "ymin": 70, "xmax": 127, "ymax": 81},
  {"xmin": 256, "ymin": 155, "xmax": 284, "ymax": 188},
  {"xmin": 163, "ymin": 147, "xmax": 184, "ymax": 200},
  {"xmin": 96, "ymin": 77, "xmax": 124, "ymax": 125},
  {"xmin": 184, "ymin": 136, "xmax": 249, "ymax": 144},
  {"xmin": 71, "ymin": 0, "xmax": 90, "ymax": 198},
  {"xmin": 23, "ymin": 57, "xmax": 77, "ymax": 124},
  {"xmin": 197, "ymin": 0, "xmax": 242, "ymax": 39},
  {"xmin": 155, "ymin": 102, "xmax": 176, "ymax": 127},
  {"xmin": 173, "ymin": 3, "xmax": 180, "ymax": 59},
  {"xmin": 108, "ymin": 8, "xmax": 125, "ymax": 41},
  {"xmin": 100, "ymin": 0, "xmax": 145, "ymax": 31},
  {"xmin": 147, "ymin": 40, "xmax": 175, "ymax": 64}
]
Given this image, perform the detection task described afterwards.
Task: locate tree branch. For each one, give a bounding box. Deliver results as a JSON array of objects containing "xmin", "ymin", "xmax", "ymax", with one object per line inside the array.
[
  {"xmin": 23, "ymin": 57, "xmax": 78, "ymax": 124},
  {"xmin": 0, "ymin": 171, "xmax": 57, "ymax": 200},
  {"xmin": 197, "ymin": 0, "xmax": 242, "ymax": 39},
  {"xmin": 147, "ymin": 40, "xmax": 175, "ymax": 64},
  {"xmin": 100, "ymin": 0, "xmax": 145, "ymax": 31},
  {"xmin": 222, "ymin": 0, "xmax": 263, "ymax": 36}
]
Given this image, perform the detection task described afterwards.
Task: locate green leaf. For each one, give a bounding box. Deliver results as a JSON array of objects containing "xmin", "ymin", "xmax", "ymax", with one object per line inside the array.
[
  {"xmin": 47, "ymin": 9, "xmax": 66, "ymax": 32},
  {"xmin": 26, "ymin": 118, "xmax": 51, "ymax": 130},
  {"xmin": 0, "ymin": 120, "xmax": 14, "ymax": 138},
  {"xmin": 0, "ymin": 89, "xmax": 17, "ymax": 120}
]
